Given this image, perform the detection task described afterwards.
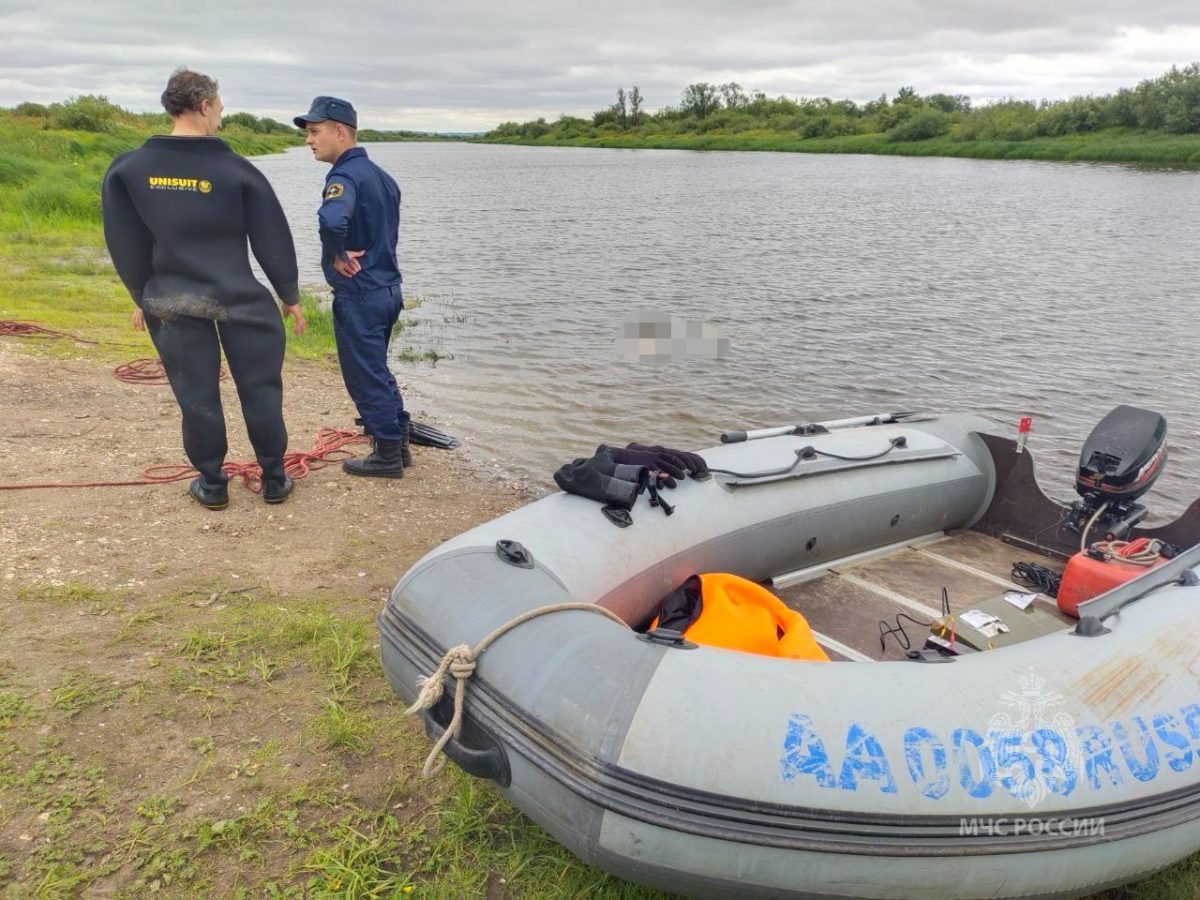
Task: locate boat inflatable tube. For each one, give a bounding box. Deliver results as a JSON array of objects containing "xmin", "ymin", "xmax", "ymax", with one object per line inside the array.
[{"xmin": 380, "ymin": 412, "xmax": 1200, "ymax": 899}]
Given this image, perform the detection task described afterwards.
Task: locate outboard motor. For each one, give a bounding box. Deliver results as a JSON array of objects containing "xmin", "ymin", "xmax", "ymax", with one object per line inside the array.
[{"xmin": 1068, "ymin": 405, "xmax": 1167, "ymax": 540}]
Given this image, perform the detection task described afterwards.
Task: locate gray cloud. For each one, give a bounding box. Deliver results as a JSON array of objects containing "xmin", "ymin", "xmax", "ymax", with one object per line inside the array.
[{"xmin": 2, "ymin": 0, "xmax": 1198, "ymax": 130}]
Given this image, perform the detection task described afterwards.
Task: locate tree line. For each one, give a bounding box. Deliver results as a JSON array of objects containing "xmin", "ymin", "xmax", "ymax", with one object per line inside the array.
[
  {"xmin": 485, "ymin": 63, "xmax": 1200, "ymax": 143},
  {"xmin": 4, "ymin": 97, "xmax": 466, "ymax": 142},
  {"xmin": 6, "ymin": 96, "xmax": 297, "ymax": 136}
]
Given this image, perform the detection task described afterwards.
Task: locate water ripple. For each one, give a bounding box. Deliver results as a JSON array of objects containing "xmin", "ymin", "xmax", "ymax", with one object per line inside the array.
[{"xmin": 253, "ymin": 144, "xmax": 1200, "ymax": 517}]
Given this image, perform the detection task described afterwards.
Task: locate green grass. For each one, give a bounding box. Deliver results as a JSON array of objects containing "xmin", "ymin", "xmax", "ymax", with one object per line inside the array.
[
  {"xmin": 310, "ymin": 698, "xmax": 373, "ymax": 753},
  {"xmin": 0, "ymin": 692, "xmax": 31, "ymax": 728},
  {"xmin": 480, "ymin": 126, "xmax": 1200, "ymax": 168},
  {"xmin": 135, "ymin": 795, "xmax": 178, "ymax": 826},
  {"xmin": 288, "ymin": 293, "xmax": 338, "ymax": 361},
  {"xmin": 299, "ymin": 818, "xmax": 418, "ymax": 897},
  {"xmin": 50, "ymin": 671, "xmax": 119, "ymax": 716},
  {"xmin": 1, "ymin": 584, "xmax": 677, "ymax": 897},
  {"xmin": 16, "ymin": 580, "xmax": 117, "ymax": 609}
]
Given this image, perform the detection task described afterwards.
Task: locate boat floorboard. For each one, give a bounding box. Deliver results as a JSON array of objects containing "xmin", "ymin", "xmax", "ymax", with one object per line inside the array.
[
  {"xmin": 922, "ymin": 529, "xmax": 1065, "ymax": 583},
  {"xmin": 779, "ymin": 573, "xmax": 923, "ymax": 662},
  {"xmin": 775, "ymin": 529, "xmax": 1068, "ymax": 662}
]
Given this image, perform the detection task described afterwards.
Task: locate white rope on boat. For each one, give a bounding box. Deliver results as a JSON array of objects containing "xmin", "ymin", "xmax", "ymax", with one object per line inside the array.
[{"xmin": 405, "ymin": 602, "xmax": 630, "ymax": 777}]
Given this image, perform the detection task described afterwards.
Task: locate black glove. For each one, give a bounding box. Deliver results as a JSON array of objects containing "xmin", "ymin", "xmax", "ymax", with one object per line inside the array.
[
  {"xmin": 554, "ymin": 452, "xmax": 648, "ymax": 509},
  {"xmin": 601, "ymin": 443, "xmax": 708, "ymax": 487},
  {"xmin": 628, "ymin": 443, "xmax": 708, "ymax": 478},
  {"xmin": 598, "ymin": 444, "xmax": 687, "ymax": 486}
]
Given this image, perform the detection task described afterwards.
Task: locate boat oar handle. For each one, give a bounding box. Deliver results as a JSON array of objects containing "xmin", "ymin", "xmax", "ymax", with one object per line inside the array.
[
  {"xmin": 720, "ymin": 411, "xmax": 914, "ymax": 444},
  {"xmin": 721, "ymin": 427, "xmax": 786, "ymax": 444}
]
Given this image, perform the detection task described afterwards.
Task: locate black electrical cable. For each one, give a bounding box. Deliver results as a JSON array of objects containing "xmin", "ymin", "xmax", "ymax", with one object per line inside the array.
[
  {"xmin": 1012, "ymin": 561, "xmax": 1062, "ymax": 597},
  {"xmin": 878, "ymin": 612, "xmax": 933, "ymax": 653}
]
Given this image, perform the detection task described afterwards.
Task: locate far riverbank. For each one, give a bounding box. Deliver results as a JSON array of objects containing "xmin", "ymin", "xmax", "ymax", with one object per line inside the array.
[{"xmin": 478, "ymin": 128, "xmax": 1200, "ymax": 168}]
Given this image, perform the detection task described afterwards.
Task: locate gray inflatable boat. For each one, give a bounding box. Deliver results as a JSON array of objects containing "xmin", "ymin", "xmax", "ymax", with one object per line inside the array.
[{"xmin": 379, "ymin": 409, "xmax": 1200, "ymax": 899}]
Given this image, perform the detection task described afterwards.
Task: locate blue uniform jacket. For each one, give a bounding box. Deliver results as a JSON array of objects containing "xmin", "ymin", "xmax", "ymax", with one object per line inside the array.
[{"xmin": 318, "ymin": 147, "xmax": 402, "ymax": 294}]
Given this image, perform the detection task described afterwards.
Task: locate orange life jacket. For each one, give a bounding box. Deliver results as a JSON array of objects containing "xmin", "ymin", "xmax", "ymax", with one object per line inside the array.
[{"xmin": 651, "ymin": 573, "xmax": 830, "ymax": 661}]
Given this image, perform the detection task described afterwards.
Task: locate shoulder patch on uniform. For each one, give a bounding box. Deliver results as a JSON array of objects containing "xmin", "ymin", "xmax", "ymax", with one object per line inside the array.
[{"xmin": 324, "ymin": 182, "xmax": 345, "ymax": 200}]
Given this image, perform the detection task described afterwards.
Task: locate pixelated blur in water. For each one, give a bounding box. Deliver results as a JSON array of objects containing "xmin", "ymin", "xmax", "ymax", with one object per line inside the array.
[{"xmin": 618, "ymin": 310, "xmax": 730, "ymax": 365}]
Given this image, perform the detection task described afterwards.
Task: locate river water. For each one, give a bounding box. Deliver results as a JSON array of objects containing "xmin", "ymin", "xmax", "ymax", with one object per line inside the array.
[{"xmin": 252, "ymin": 143, "xmax": 1200, "ymax": 518}]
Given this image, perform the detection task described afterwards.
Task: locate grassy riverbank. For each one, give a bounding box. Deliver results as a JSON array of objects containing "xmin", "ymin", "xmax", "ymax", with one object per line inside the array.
[
  {"xmin": 481, "ymin": 127, "xmax": 1200, "ymax": 167},
  {"xmin": 481, "ymin": 63, "xmax": 1200, "ymax": 167},
  {"xmin": 0, "ymin": 103, "xmax": 344, "ymax": 359}
]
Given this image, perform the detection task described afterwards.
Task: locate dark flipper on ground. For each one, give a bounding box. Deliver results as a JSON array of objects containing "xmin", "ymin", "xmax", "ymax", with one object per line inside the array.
[{"xmin": 410, "ymin": 421, "xmax": 461, "ymax": 450}]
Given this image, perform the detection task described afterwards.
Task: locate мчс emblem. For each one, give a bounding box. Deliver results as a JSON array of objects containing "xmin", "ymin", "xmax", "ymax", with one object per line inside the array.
[{"xmin": 324, "ymin": 182, "xmax": 345, "ymax": 200}]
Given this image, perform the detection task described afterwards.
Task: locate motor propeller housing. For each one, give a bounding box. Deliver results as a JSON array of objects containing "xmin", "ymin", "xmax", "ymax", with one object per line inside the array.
[{"xmin": 1068, "ymin": 405, "xmax": 1167, "ymax": 539}]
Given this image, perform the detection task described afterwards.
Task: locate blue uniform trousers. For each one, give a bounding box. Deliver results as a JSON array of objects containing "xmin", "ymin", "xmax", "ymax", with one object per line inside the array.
[{"xmin": 332, "ymin": 284, "xmax": 409, "ymax": 441}]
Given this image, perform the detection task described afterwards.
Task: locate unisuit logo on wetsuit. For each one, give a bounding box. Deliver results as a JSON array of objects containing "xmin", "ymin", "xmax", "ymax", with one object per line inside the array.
[{"xmin": 148, "ymin": 176, "xmax": 213, "ymax": 193}]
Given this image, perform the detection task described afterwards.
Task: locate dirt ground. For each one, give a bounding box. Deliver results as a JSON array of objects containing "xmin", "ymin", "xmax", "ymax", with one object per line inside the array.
[
  {"xmin": 0, "ymin": 344, "xmax": 527, "ymax": 600},
  {"xmin": 0, "ymin": 343, "xmax": 568, "ymax": 898}
]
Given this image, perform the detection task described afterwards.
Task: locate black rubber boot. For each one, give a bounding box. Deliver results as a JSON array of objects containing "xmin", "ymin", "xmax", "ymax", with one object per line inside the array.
[
  {"xmin": 343, "ymin": 439, "xmax": 405, "ymax": 479},
  {"xmin": 188, "ymin": 476, "xmax": 229, "ymax": 510},
  {"xmin": 399, "ymin": 425, "xmax": 413, "ymax": 468}
]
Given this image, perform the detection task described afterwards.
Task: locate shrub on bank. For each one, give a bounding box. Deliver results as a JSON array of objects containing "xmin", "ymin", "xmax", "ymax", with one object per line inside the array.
[
  {"xmin": 957, "ymin": 101, "xmax": 1039, "ymax": 141},
  {"xmin": 47, "ymin": 95, "xmax": 123, "ymax": 133},
  {"xmin": 13, "ymin": 102, "xmax": 49, "ymax": 118},
  {"xmin": 222, "ymin": 111, "xmax": 296, "ymax": 135},
  {"xmin": 888, "ymin": 108, "xmax": 952, "ymax": 142}
]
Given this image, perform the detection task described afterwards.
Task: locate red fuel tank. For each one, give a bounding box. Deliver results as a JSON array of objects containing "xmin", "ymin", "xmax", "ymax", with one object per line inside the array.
[{"xmin": 1057, "ymin": 546, "xmax": 1168, "ymax": 617}]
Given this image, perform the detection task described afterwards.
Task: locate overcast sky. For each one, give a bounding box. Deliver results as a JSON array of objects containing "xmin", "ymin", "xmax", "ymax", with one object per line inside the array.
[{"xmin": 3, "ymin": 1, "xmax": 1198, "ymax": 132}]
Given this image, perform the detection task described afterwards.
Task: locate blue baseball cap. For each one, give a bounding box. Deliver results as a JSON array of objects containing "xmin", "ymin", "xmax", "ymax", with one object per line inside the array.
[{"xmin": 294, "ymin": 96, "xmax": 358, "ymax": 129}]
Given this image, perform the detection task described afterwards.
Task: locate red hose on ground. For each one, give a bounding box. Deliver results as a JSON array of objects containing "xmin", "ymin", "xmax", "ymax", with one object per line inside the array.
[
  {"xmin": 112, "ymin": 358, "xmax": 228, "ymax": 385},
  {"xmin": 0, "ymin": 321, "xmax": 96, "ymax": 343},
  {"xmin": 0, "ymin": 428, "xmax": 369, "ymax": 494},
  {"xmin": 4, "ymin": 320, "xmax": 363, "ymax": 494}
]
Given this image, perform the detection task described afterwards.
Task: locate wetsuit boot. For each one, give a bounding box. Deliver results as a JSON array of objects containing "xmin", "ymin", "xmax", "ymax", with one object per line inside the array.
[
  {"xmin": 189, "ymin": 477, "xmax": 229, "ymax": 510},
  {"xmin": 343, "ymin": 438, "xmax": 405, "ymax": 479},
  {"xmin": 262, "ymin": 476, "xmax": 295, "ymax": 503}
]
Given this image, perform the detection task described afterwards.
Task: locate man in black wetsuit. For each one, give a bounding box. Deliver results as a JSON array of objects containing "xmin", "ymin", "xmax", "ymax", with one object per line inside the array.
[{"xmin": 102, "ymin": 68, "xmax": 306, "ymax": 509}]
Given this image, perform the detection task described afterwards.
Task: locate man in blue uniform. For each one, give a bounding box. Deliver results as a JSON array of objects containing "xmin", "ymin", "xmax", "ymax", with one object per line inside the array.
[{"xmin": 294, "ymin": 96, "xmax": 410, "ymax": 478}]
